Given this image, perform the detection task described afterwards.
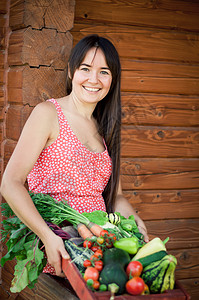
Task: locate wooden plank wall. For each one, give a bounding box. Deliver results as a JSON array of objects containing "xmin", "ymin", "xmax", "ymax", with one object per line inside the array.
[{"xmin": 71, "ymin": 0, "xmax": 199, "ymax": 299}]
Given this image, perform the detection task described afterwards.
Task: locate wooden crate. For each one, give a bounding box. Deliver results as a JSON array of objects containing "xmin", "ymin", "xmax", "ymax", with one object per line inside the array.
[{"xmin": 62, "ymin": 258, "xmax": 190, "ymax": 300}]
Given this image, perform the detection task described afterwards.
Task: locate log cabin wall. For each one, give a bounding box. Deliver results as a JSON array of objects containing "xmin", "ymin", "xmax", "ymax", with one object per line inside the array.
[
  {"xmin": 71, "ymin": 0, "xmax": 199, "ymax": 299},
  {"xmin": 0, "ymin": 0, "xmax": 75, "ymax": 298},
  {"xmin": 0, "ymin": 0, "xmax": 8, "ymax": 288},
  {"xmin": 0, "ymin": 0, "xmax": 198, "ymax": 299}
]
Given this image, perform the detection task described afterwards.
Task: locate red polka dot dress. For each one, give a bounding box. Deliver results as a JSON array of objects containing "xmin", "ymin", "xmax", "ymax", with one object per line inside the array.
[{"xmin": 27, "ymin": 98, "xmax": 112, "ymax": 274}]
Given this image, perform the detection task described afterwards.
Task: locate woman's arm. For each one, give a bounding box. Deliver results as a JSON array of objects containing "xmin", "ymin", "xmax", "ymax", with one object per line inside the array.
[
  {"xmin": 114, "ymin": 179, "xmax": 149, "ymax": 242},
  {"xmin": 0, "ymin": 102, "xmax": 69, "ymax": 276}
]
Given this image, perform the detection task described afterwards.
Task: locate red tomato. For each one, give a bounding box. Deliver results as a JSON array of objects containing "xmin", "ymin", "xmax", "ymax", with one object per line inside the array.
[
  {"xmin": 94, "ymin": 249, "xmax": 103, "ymax": 258},
  {"xmin": 83, "ymin": 240, "xmax": 92, "ymax": 248},
  {"xmin": 105, "ymin": 240, "xmax": 112, "ymax": 248},
  {"xmin": 100, "ymin": 230, "xmax": 109, "ymax": 237},
  {"xmin": 83, "ymin": 259, "xmax": 92, "ymax": 268},
  {"xmin": 91, "ymin": 245, "xmax": 100, "ymax": 252},
  {"xmin": 90, "ymin": 254, "xmax": 98, "ymax": 262},
  {"xmin": 94, "ymin": 260, "xmax": 103, "ymax": 271},
  {"xmin": 126, "ymin": 261, "xmax": 143, "ymax": 278},
  {"xmin": 84, "ymin": 267, "xmax": 99, "ymax": 282},
  {"xmin": 109, "ymin": 233, "xmax": 117, "ymax": 241},
  {"xmin": 126, "ymin": 277, "xmax": 145, "ymax": 295},
  {"xmin": 92, "ymin": 280, "xmax": 100, "ymax": 290}
]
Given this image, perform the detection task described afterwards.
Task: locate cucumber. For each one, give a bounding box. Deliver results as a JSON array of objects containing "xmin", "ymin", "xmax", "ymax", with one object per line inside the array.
[
  {"xmin": 99, "ymin": 263, "xmax": 128, "ymax": 295},
  {"xmin": 136, "ymin": 250, "xmax": 167, "ymax": 268},
  {"xmin": 103, "ymin": 248, "xmax": 130, "ymax": 268},
  {"xmin": 141, "ymin": 254, "xmax": 177, "ymax": 294}
]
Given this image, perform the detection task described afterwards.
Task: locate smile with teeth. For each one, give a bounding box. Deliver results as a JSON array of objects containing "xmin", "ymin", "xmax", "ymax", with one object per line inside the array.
[{"xmin": 83, "ymin": 86, "xmax": 100, "ymax": 92}]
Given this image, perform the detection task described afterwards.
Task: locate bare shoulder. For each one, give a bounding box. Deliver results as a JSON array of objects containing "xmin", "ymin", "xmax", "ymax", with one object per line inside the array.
[
  {"xmin": 26, "ymin": 100, "xmax": 58, "ymax": 127},
  {"xmin": 32, "ymin": 100, "xmax": 56, "ymax": 116}
]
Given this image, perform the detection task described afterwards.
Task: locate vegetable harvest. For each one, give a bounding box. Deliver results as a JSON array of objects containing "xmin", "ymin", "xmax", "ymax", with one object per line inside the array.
[{"xmin": 1, "ymin": 192, "xmax": 177, "ymax": 296}]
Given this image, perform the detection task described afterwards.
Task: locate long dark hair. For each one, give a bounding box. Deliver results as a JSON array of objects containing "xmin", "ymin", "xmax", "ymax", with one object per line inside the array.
[{"xmin": 66, "ymin": 34, "xmax": 121, "ymax": 212}]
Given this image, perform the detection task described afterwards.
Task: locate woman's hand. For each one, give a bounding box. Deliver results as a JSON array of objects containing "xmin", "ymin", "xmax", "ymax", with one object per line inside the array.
[{"xmin": 43, "ymin": 233, "xmax": 70, "ymax": 277}]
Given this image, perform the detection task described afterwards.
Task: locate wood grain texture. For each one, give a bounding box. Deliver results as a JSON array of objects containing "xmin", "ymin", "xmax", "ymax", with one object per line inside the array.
[
  {"xmin": 0, "ymin": 0, "xmax": 7, "ymax": 13},
  {"xmin": 8, "ymin": 27, "xmax": 72, "ymax": 68},
  {"xmin": 74, "ymin": 0, "xmax": 199, "ymax": 31},
  {"xmin": 6, "ymin": 104, "xmax": 33, "ymax": 140},
  {"xmin": 121, "ymin": 158, "xmax": 199, "ymax": 190},
  {"xmin": 10, "ymin": 0, "xmax": 75, "ymax": 31},
  {"xmin": 121, "ymin": 126, "xmax": 199, "ymax": 158},
  {"xmin": 121, "ymin": 157, "xmax": 199, "ymax": 175},
  {"xmin": 8, "ymin": 66, "xmax": 66, "ymax": 105},
  {"xmin": 178, "ymin": 278, "xmax": 199, "ymax": 300},
  {"xmin": 123, "ymin": 189, "xmax": 199, "ymax": 220},
  {"xmin": 72, "ymin": 27, "xmax": 199, "ymax": 64},
  {"xmin": 120, "ymin": 58, "xmax": 199, "ymax": 77},
  {"xmin": 145, "ymin": 218, "xmax": 199, "ymax": 250},
  {"xmin": 170, "ymin": 248, "xmax": 199, "ymax": 280},
  {"xmin": 121, "ymin": 72, "xmax": 199, "ymax": 95},
  {"xmin": 121, "ymin": 93, "xmax": 199, "ymax": 127}
]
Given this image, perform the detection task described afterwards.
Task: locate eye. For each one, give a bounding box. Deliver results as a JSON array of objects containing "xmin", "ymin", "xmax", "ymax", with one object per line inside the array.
[
  {"xmin": 100, "ymin": 70, "xmax": 110, "ymax": 75},
  {"xmin": 81, "ymin": 67, "xmax": 90, "ymax": 72}
]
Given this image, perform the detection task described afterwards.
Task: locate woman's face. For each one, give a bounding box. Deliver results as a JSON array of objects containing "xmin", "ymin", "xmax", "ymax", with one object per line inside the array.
[{"xmin": 70, "ymin": 47, "xmax": 112, "ymax": 105}]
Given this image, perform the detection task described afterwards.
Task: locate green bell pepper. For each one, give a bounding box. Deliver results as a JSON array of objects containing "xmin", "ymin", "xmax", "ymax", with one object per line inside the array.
[{"xmin": 113, "ymin": 237, "xmax": 139, "ymax": 255}]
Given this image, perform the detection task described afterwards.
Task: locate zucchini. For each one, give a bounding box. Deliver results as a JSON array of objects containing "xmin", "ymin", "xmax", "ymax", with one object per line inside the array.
[
  {"xmin": 64, "ymin": 240, "xmax": 94, "ymax": 272},
  {"xmin": 103, "ymin": 248, "xmax": 130, "ymax": 268},
  {"xmin": 99, "ymin": 263, "xmax": 128, "ymax": 295},
  {"xmin": 136, "ymin": 250, "xmax": 167, "ymax": 268}
]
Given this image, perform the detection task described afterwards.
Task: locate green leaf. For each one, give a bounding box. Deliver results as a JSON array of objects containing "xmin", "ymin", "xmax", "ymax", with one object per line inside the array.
[
  {"xmin": 27, "ymin": 278, "xmax": 38, "ymax": 289},
  {"xmin": 10, "ymin": 260, "xmax": 29, "ymax": 293},
  {"xmin": 1, "ymin": 236, "xmax": 27, "ymax": 266},
  {"xmin": 82, "ymin": 210, "xmax": 108, "ymax": 225},
  {"xmin": 10, "ymin": 243, "xmax": 46, "ymax": 293},
  {"xmin": 10, "ymin": 224, "xmax": 28, "ymax": 240},
  {"xmin": 11, "ymin": 236, "xmax": 27, "ymax": 253},
  {"xmin": 1, "ymin": 202, "xmax": 15, "ymax": 217},
  {"xmin": 1, "ymin": 251, "xmax": 16, "ymax": 267}
]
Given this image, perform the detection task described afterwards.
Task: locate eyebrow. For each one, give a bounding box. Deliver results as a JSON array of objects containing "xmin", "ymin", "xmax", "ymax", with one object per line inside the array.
[{"xmin": 80, "ymin": 63, "xmax": 110, "ymax": 70}]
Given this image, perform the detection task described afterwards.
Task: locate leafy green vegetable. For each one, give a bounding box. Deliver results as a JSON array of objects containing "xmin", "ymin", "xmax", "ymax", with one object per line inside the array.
[
  {"xmin": 82, "ymin": 210, "xmax": 108, "ymax": 225},
  {"xmin": 10, "ymin": 239, "xmax": 46, "ymax": 293}
]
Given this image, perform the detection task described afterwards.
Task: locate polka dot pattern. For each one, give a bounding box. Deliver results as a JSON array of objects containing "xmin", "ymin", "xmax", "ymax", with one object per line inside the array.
[{"xmin": 27, "ymin": 98, "xmax": 112, "ymax": 275}]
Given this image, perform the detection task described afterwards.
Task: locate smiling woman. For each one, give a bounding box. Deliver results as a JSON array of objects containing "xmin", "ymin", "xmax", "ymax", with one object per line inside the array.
[
  {"xmin": 69, "ymin": 47, "xmax": 112, "ymax": 106},
  {"xmin": 0, "ymin": 34, "xmax": 148, "ymax": 278}
]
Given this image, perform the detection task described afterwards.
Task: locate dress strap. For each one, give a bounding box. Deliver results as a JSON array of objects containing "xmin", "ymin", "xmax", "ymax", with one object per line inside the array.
[{"xmin": 46, "ymin": 98, "xmax": 68, "ymax": 135}]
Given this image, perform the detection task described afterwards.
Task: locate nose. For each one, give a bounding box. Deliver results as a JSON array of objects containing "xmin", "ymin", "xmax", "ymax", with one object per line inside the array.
[{"xmin": 88, "ymin": 71, "xmax": 98, "ymax": 84}]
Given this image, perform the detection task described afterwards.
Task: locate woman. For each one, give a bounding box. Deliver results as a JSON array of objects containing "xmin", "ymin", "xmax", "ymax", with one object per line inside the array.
[{"xmin": 1, "ymin": 34, "xmax": 149, "ymax": 277}]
